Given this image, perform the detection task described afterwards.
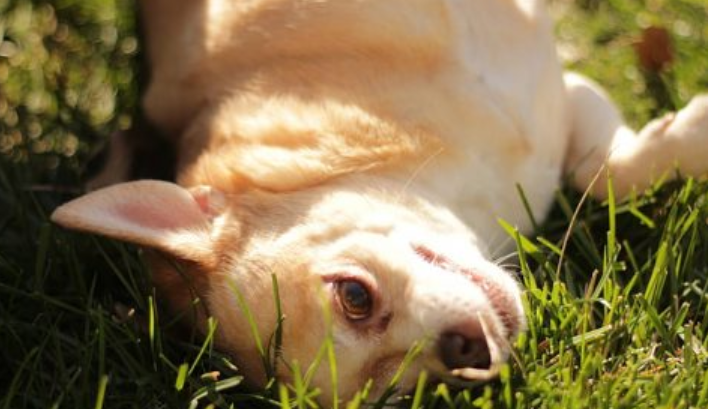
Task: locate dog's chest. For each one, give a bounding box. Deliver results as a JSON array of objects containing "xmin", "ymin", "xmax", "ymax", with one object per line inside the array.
[{"xmin": 397, "ymin": 1, "xmax": 568, "ymax": 249}]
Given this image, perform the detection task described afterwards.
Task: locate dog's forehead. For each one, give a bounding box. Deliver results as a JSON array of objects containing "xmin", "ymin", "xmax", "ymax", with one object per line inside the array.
[
  {"xmin": 234, "ymin": 183, "xmax": 492, "ymax": 297},
  {"xmin": 297, "ymin": 185, "xmax": 470, "ymax": 240},
  {"xmin": 238, "ymin": 185, "xmax": 486, "ymax": 279}
]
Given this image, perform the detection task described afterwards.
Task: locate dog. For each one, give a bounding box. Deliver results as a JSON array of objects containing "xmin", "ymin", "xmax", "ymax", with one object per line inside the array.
[{"xmin": 51, "ymin": 0, "xmax": 708, "ymax": 404}]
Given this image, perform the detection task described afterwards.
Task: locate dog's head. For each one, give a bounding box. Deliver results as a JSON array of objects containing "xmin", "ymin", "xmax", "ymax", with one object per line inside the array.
[{"xmin": 52, "ymin": 176, "xmax": 524, "ymax": 403}]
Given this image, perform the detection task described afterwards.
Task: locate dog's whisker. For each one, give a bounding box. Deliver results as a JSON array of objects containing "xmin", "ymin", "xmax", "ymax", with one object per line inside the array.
[
  {"xmin": 394, "ymin": 146, "xmax": 445, "ymax": 205},
  {"xmin": 497, "ymin": 263, "xmax": 520, "ymax": 271},
  {"xmin": 494, "ymin": 251, "xmax": 520, "ymax": 266},
  {"xmin": 488, "ymin": 232, "xmax": 515, "ymax": 258}
]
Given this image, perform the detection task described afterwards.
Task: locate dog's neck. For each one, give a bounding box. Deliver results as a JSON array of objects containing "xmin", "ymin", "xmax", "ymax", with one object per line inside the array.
[{"xmin": 175, "ymin": 92, "xmax": 444, "ymax": 191}]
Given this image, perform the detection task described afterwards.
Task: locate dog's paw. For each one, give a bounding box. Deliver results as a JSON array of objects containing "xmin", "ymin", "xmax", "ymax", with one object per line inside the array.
[
  {"xmin": 667, "ymin": 94, "xmax": 708, "ymax": 140},
  {"xmin": 664, "ymin": 94, "xmax": 708, "ymax": 176}
]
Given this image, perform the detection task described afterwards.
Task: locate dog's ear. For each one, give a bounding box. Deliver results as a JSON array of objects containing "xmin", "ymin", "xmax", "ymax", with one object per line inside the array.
[{"xmin": 51, "ymin": 180, "xmax": 225, "ymax": 266}]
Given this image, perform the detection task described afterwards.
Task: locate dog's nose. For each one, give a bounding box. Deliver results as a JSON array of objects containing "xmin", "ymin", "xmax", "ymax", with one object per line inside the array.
[{"xmin": 438, "ymin": 331, "xmax": 491, "ymax": 370}]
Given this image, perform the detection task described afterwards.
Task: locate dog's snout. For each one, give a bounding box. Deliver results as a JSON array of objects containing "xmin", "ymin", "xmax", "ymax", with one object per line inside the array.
[{"xmin": 438, "ymin": 331, "xmax": 491, "ymax": 371}]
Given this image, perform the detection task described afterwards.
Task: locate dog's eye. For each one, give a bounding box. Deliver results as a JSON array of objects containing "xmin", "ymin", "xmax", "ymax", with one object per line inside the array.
[{"xmin": 337, "ymin": 280, "xmax": 373, "ymax": 320}]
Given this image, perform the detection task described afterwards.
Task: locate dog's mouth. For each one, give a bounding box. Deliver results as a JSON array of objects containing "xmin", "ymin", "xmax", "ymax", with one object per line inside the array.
[
  {"xmin": 412, "ymin": 244, "xmax": 521, "ymax": 381},
  {"xmin": 412, "ymin": 245, "xmax": 521, "ymax": 337}
]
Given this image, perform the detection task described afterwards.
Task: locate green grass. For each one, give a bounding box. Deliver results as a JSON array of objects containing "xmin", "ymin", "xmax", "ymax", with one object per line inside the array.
[{"xmin": 1, "ymin": 0, "xmax": 708, "ymax": 407}]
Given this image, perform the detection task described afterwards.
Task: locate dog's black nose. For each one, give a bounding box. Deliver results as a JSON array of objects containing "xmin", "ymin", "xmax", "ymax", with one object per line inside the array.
[{"xmin": 439, "ymin": 332, "xmax": 491, "ymax": 370}]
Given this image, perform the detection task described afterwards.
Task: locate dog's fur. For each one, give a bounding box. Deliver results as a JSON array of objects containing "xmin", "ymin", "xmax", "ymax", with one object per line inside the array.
[{"xmin": 52, "ymin": 0, "xmax": 708, "ymax": 403}]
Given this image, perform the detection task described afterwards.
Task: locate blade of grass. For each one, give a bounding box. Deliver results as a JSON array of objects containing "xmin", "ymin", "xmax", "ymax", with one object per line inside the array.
[{"xmin": 93, "ymin": 375, "xmax": 109, "ymax": 409}]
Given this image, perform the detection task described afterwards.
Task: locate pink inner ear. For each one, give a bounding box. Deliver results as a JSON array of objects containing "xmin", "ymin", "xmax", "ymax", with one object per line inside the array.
[
  {"xmin": 188, "ymin": 185, "xmax": 224, "ymax": 216},
  {"xmin": 52, "ymin": 180, "xmax": 218, "ymax": 263},
  {"xmin": 193, "ymin": 195, "xmax": 210, "ymax": 214},
  {"xmin": 114, "ymin": 196, "xmax": 207, "ymax": 232}
]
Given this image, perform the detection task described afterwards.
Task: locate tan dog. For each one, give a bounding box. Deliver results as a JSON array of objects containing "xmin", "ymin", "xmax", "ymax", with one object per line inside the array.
[{"xmin": 52, "ymin": 0, "xmax": 708, "ymax": 403}]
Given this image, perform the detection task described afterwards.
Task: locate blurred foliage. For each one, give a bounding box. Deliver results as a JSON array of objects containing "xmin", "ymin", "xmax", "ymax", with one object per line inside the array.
[
  {"xmin": 0, "ymin": 0, "xmax": 138, "ymax": 184},
  {"xmin": 553, "ymin": 0, "xmax": 708, "ymax": 125}
]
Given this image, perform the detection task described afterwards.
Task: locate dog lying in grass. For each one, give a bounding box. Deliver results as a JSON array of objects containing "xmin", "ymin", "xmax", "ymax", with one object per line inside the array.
[{"xmin": 51, "ymin": 0, "xmax": 708, "ymax": 403}]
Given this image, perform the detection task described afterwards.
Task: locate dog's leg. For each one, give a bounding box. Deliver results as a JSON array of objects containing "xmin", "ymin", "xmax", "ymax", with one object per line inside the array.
[
  {"xmin": 86, "ymin": 120, "xmax": 176, "ymax": 190},
  {"xmin": 86, "ymin": 130, "xmax": 135, "ymax": 190},
  {"xmin": 563, "ymin": 72, "xmax": 708, "ymax": 199}
]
